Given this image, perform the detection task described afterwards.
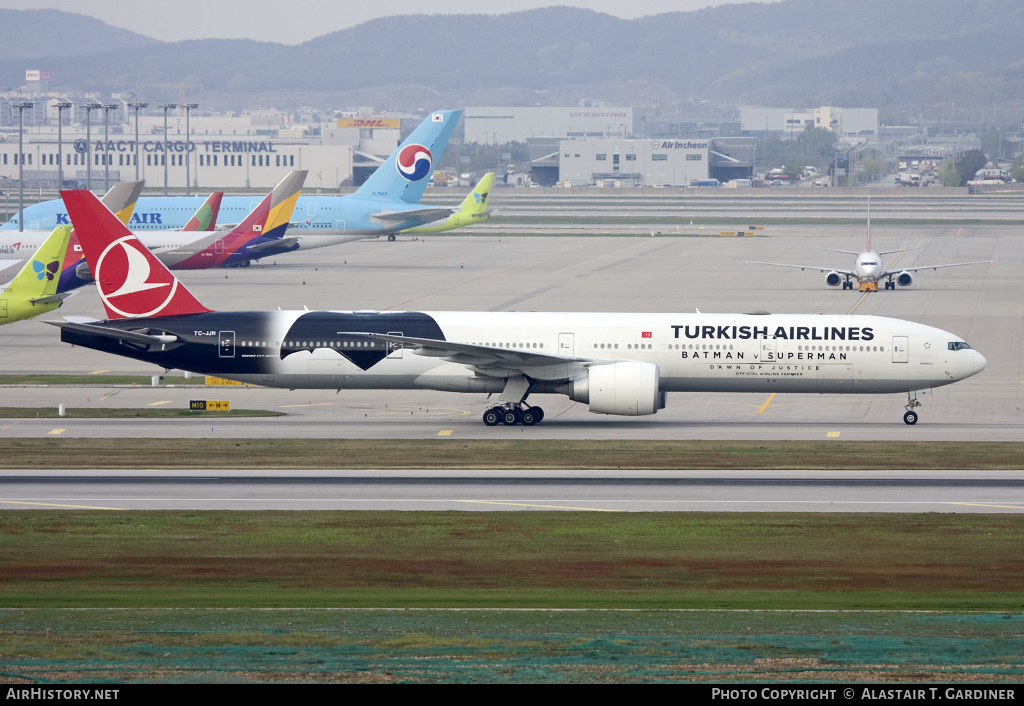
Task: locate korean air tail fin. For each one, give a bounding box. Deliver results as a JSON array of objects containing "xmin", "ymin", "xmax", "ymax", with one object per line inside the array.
[
  {"xmin": 61, "ymin": 190, "xmax": 211, "ymax": 319},
  {"xmin": 182, "ymin": 192, "xmax": 224, "ymax": 231},
  {"xmin": 353, "ymin": 110, "xmax": 461, "ymax": 204}
]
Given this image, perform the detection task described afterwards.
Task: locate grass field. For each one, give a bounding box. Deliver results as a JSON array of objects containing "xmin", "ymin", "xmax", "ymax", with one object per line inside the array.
[
  {"xmin": 2, "ymin": 609, "xmax": 1022, "ymax": 683},
  {"xmin": 1, "ymin": 511, "xmax": 1022, "ymax": 611},
  {"xmin": 1, "ymin": 439, "xmax": 1022, "ymax": 470},
  {"xmin": 0, "ymin": 407, "xmax": 283, "ymax": 419}
]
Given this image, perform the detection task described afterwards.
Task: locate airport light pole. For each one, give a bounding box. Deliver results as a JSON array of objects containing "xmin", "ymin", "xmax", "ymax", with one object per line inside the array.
[
  {"xmin": 102, "ymin": 104, "xmax": 118, "ymax": 192},
  {"xmin": 128, "ymin": 102, "xmax": 148, "ymax": 181},
  {"xmin": 14, "ymin": 102, "xmax": 33, "ymax": 232},
  {"xmin": 83, "ymin": 103, "xmax": 101, "ymax": 191},
  {"xmin": 182, "ymin": 103, "xmax": 198, "ymax": 196},
  {"xmin": 160, "ymin": 103, "xmax": 176, "ymax": 196},
  {"xmin": 54, "ymin": 102, "xmax": 72, "ymax": 190}
]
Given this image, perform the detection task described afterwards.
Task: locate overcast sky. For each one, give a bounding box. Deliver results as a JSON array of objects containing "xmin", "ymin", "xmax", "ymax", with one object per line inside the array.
[{"xmin": 0, "ymin": 0, "xmax": 781, "ymax": 44}]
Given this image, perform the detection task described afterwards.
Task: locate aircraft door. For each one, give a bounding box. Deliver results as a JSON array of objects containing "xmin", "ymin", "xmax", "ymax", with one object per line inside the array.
[
  {"xmin": 307, "ymin": 202, "xmax": 317, "ymax": 218},
  {"xmin": 892, "ymin": 336, "xmax": 909, "ymax": 363},
  {"xmin": 558, "ymin": 333, "xmax": 574, "ymax": 356},
  {"xmin": 215, "ymin": 239, "xmax": 224, "ymax": 254},
  {"xmin": 218, "ymin": 331, "xmax": 235, "ymax": 358},
  {"xmin": 0, "ymin": 299, "xmax": 7, "ymax": 318},
  {"xmin": 336, "ymin": 220, "xmax": 346, "ymax": 231},
  {"xmin": 760, "ymin": 339, "xmax": 776, "ymax": 361},
  {"xmin": 386, "ymin": 332, "xmax": 403, "ymax": 359}
]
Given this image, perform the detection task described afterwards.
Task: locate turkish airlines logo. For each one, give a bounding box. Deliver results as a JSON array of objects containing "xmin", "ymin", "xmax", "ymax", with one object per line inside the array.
[{"xmin": 95, "ymin": 236, "xmax": 178, "ymax": 318}]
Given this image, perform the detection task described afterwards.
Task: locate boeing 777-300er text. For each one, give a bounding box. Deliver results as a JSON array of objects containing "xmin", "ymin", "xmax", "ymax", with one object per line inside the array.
[
  {"xmin": 747, "ymin": 202, "xmax": 994, "ymax": 291},
  {"xmin": 50, "ymin": 190, "xmax": 987, "ymax": 426},
  {"xmin": 6, "ymin": 112, "xmax": 463, "ymax": 252}
]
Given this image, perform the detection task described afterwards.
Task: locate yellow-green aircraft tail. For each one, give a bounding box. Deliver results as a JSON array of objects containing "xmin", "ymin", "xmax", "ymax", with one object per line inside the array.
[
  {"xmin": 403, "ymin": 172, "xmax": 494, "ymax": 233},
  {"xmin": 0, "ymin": 225, "xmax": 74, "ymax": 325}
]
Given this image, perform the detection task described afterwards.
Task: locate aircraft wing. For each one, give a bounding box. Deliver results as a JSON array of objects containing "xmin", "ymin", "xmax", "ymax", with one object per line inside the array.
[
  {"xmin": 877, "ymin": 248, "xmax": 916, "ymax": 255},
  {"xmin": 345, "ymin": 332, "xmax": 603, "ymax": 380},
  {"xmin": 745, "ymin": 260, "xmax": 857, "ymax": 276},
  {"xmin": 882, "ymin": 258, "xmax": 995, "ymax": 277},
  {"xmin": 369, "ymin": 207, "xmax": 456, "ymax": 226},
  {"xmin": 44, "ymin": 320, "xmax": 178, "ymax": 347}
]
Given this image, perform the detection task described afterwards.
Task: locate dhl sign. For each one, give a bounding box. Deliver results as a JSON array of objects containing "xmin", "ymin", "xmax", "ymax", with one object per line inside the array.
[{"xmin": 337, "ymin": 118, "xmax": 400, "ymax": 129}]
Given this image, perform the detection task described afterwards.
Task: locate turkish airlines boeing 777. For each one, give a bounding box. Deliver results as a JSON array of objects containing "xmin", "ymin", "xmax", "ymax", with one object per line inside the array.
[{"xmin": 49, "ymin": 190, "xmax": 987, "ymax": 427}]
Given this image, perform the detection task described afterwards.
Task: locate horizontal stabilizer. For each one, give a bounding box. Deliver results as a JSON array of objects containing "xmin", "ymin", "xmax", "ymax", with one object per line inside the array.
[
  {"xmin": 370, "ymin": 207, "xmax": 455, "ymax": 225},
  {"xmin": 45, "ymin": 320, "xmax": 178, "ymax": 347},
  {"xmin": 247, "ymin": 237, "xmax": 301, "ymax": 254},
  {"xmin": 29, "ymin": 291, "xmax": 75, "ymax": 306}
]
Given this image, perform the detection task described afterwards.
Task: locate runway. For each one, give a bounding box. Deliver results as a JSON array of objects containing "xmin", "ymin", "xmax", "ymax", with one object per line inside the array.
[{"xmin": 2, "ymin": 470, "xmax": 1024, "ymax": 512}]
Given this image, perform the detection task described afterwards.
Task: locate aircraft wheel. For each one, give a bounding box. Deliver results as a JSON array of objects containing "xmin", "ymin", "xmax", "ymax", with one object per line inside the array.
[
  {"xmin": 242, "ymin": 260, "xmax": 251, "ymax": 268},
  {"xmin": 534, "ymin": 407, "xmax": 544, "ymax": 423},
  {"xmin": 483, "ymin": 408, "xmax": 502, "ymax": 426},
  {"xmin": 388, "ymin": 234, "xmax": 396, "ymax": 242},
  {"xmin": 501, "ymin": 408, "xmax": 521, "ymax": 426},
  {"xmin": 521, "ymin": 408, "xmax": 539, "ymax": 426},
  {"xmin": 903, "ymin": 410, "xmax": 918, "ymax": 425}
]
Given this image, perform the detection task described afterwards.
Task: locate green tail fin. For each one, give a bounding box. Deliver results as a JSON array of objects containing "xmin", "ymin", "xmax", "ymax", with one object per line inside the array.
[{"xmin": 0, "ymin": 225, "xmax": 74, "ymax": 324}]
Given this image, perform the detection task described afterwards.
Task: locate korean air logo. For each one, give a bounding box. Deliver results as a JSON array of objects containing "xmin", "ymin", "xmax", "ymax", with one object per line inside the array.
[
  {"xmin": 74, "ymin": 139, "xmax": 88, "ymax": 154},
  {"xmin": 396, "ymin": 144, "xmax": 432, "ymax": 182}
]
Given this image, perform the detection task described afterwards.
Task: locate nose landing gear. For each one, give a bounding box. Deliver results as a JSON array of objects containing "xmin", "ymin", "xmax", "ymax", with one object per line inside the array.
[
  {"xmin": 482, "ymin": 403, "xmax": 545, "ymax": 426},
  {"xmin": 904, "ymin": 391, "xmax": 922, "ymax": 425}
]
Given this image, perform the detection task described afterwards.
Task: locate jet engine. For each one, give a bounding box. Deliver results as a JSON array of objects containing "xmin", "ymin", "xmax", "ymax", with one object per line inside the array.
[
  {"xmin": 896, "ymin": 271, "xmax": 913, "ymax": 286},
  {"xmin": 825, "ymin": 271, "xmax": 842, "ymax": 287},
  {"xmin": 75, "ymin": 261, "xmax": 94, "ymax": 282},
  {"xmin": 561, "ymin": 361, "xmax": 665, "ymax": 416}
]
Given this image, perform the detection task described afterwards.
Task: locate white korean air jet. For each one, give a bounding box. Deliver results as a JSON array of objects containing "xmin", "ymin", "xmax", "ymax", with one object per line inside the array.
[
  {"xmin": 747, "ymin": 201, "xmax": 995, "ymax": 291},
  {"xmin": 49, "ymin": 189, "xmax": 987, "ymax": 427}
]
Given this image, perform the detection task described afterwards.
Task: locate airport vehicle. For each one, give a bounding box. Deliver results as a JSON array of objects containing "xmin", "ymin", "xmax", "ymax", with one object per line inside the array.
[
  {"xmin": 4, "ymin": 111, "xmax": 463, "ymax": 238},
  {"xmin": 61, "ymin": 171, "xmax": 305, "ymax": 292},
  {"xmin": 402, "ymin": 173, "xmax": 494, "ymax": 235},
  {"xmin": 49, "ymin": 189, "xmax": 987, "ymax": 427},
  {"xmin": 746, "ymin": 205, "xmax": 994, "ymax": 291},
  {"xmin": 0, "ymin": 225, "xmax": 74, "ymax": 325}
]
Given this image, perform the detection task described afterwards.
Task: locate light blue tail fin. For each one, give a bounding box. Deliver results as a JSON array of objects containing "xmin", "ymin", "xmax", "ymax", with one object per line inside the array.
[{"xmin": 354, "ymin": 110, "xmax": 461, "ymax": 203}]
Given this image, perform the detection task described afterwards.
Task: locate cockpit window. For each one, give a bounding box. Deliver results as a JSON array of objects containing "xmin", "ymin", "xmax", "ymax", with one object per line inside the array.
[
  {"xmin": 861, "ymin": 261, "xmax": 878, "ymax": 266},
  {"xmin": 947, "ymin": 342, "xmax": 972, "ymax": 351}
]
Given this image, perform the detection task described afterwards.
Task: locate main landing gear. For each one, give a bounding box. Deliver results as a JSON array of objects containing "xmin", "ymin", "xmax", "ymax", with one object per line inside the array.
[
  {"xmin": 842, "ymin": 280, "xmax": 853, "ymax": 290},
  {"xmin": 904, "ymin": 391, "xmax": 922, "ymax": 425},
  {"xmin": 388, "ymin": 234, "xmax": 396, "ymax": 242},
  {"xmin": 482, "ymin": 403, "xmax": 545, "ymax": 426}
]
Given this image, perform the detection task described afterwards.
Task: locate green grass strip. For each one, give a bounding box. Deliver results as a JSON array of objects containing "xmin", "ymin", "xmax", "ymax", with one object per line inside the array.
[{"xmin": 0, "ymin": 439, "xmax": 1022, "ymax": 469}]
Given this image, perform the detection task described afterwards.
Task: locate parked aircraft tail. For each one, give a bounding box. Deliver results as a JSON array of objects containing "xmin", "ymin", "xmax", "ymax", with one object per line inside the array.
[
  {"xmin": 353, "ymin": 110, "xmax": 461, "ymax": 204},
  {"xmin": 0, "ymin": 225, "xmax": 74, "ymax": 325},
  {"xmin": 182, "ymin": 192, "xmax": 224, "ymax": 232},
  {"xmin": 61, "ymin": 190, "xmax": 211, "ymax": 319},
  {"xmin": 403, "ymin": 172, "xmax": 494, "ymax": 234}
]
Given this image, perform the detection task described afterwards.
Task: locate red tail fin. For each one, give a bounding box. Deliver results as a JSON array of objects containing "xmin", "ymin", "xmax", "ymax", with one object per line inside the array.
[{"xmin": 61, "ymin": 190, "xmax": 212, "ymax": 319}]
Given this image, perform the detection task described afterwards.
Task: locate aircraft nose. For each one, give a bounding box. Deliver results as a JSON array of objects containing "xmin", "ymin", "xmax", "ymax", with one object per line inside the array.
[{"xmin": 972, "ymin": 350, "xmax": 987, "ymax": 376}]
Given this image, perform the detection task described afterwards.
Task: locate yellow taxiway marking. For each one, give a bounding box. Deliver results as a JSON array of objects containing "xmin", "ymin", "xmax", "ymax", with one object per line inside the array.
[
  {"xmin": 98, "ymin": 390, "xmax": 120, "ymax": 401},
  {"xmin": 437, "ymin": 430, "xmax": 453, "ymax": 436},
  {"xmin": 280, "ymin": 402, "xmax": 333, "ymax": 408},
  {"xmin": 946, "ymin": 502, "xmax": 1024, "ymax": 510},
  {"xmin": 0, "ymin": 500, "xmax": 127, "ymax": 510},
  {"xmin": 2, "ymin": 421, "xmax": 18, "ymax": 430},
  {"xmin": 87, "ymin": 370, "xmax": 110, "ymax": 375},
  {"xmin": 756, "ymin": 393, "xmax": 776, "ymax": 414},
  {"xmin": 827, "ymin": 431, "xmax": 841, "ymax": 437},
  {"xmin": 847, "ymin": 292, "xmax": 869, "ymax": 315},
  {"xmin": 956, "ymin": 228, "xmax": 963, "ymax": 237},
  {"xmin": 456, "ymin": 500, "xmax": 620, "ymax": 512},
  {"xmin": 47, "ymin": 429, "xmax": 65, "ymax": 435},
  {"xmin": 146, "ymin": 401, "xmax": 172, "ymax": 406}
]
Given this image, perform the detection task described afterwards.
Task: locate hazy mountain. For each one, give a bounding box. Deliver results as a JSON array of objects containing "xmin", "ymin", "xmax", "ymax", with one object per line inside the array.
[
  {"xmin": 0, "ymin": 9, "xmax": 157, "ymax": 62},
  {"xmin": 2, "ymin": 1, "xmax": 1022, "ymax": 117}
]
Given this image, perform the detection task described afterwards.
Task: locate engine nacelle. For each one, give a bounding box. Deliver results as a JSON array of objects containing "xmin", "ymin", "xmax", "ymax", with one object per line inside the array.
[
  {"xmin": 825, "ymin": 271, "xmax": 841, "ymax": 287},
  {"xmin": 564, "ymin": 361, "xmax": 663, "ymax": 416},
  {"xmin": 75, "ymin": 260, "xmax": 93, "ymax": 282},
  {"xmin": 896, "ymin": 270, "xmax": 913, "ymax": 287}
]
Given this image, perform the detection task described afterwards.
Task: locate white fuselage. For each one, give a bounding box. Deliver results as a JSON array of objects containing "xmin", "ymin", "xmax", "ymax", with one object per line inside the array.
[
  {"xmin": 854, "ymin": 250, "xmax": 884, "ymax": 282},
  {"xmin": 214, "ymin": 311, "xmax": 985, "ymax": 396}
]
